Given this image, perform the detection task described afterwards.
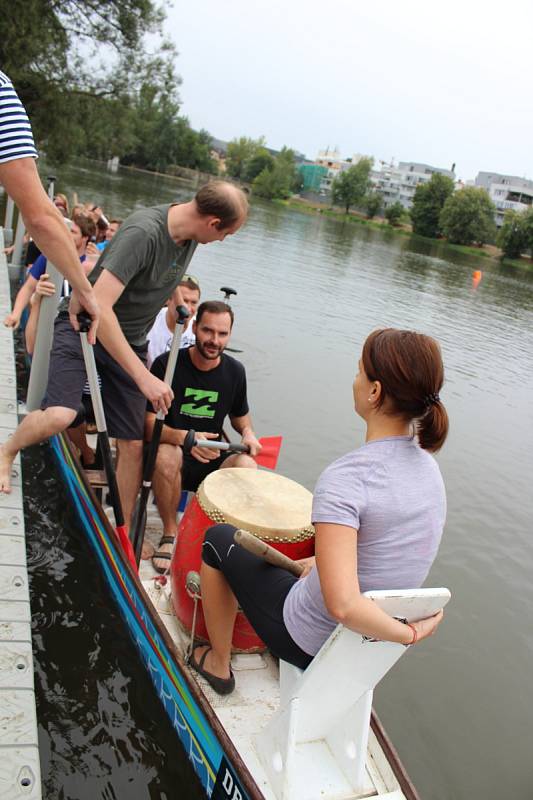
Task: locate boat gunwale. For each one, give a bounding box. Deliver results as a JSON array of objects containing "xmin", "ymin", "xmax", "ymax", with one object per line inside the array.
[{"xmin": 370, "ymin": 711, "xmax": 420, "ymax": 800}]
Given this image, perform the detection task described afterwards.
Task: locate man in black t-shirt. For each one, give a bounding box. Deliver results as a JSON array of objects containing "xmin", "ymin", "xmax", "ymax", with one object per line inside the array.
[{"xmin": 145, "ymin": 300, "xmax": 261, "ymax": 573}]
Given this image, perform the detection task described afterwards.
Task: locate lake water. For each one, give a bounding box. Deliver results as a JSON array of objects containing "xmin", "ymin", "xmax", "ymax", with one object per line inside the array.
[{"xmin": 10, "ymin": 162, "xmax": 533, "ymax": 799}]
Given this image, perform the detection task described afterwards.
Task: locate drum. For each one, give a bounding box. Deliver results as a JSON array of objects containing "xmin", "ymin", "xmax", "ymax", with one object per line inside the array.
[{"xmin": 171, "ymin": 468, "xmax": 315, "ymax": 652}]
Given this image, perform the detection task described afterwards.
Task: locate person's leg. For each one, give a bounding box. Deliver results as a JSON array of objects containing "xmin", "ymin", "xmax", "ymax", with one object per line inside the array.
[
  {"xmin": 0, "ymin": 406, "xmax": 77, "ymax": 492},
  {"xmin": 95, "ymin": 341, "xmax": 147, "ymax": 529},
  {"xmin": 115, "ymin": 438, "xmax": 143, "ymax": 527},
  {"xmin": 220, "ymin": 452, "xmax": 257, "ymax": 470},
  {"xmin": 194, "ymin": 560, "xmax": 239, "ymax": 682},
  {"xmin": 193, "ymin": 524, "xmax": 312, "ymax": 686},
  {"xmin": 67, "ymin": 423, "xmax": 95, "ymax": 467},
  {"xmin": 152, "ymin": 444, "xmax": 183, "ymax": 572},
  {"xmin": 1, "ymin": 315, "xmax": 87, "ymax": 493}
]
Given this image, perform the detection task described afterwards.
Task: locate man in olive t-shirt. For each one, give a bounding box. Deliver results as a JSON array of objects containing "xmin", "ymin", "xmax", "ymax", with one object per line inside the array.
[{"xmin": 0, "ymin": 182, "xmax": 249, "ymax": 531}]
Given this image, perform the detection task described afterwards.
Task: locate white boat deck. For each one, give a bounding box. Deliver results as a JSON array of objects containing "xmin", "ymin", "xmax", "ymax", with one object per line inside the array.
[
  {"xmin": 138, "ymin": 503, "xmax": 406, "ymax": 800},
  {"xmin": 0, "ymin": 240, "xmax": 42, "ymax": 798}
]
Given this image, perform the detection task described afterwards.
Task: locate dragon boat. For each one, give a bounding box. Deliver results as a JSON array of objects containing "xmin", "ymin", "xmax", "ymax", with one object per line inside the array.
[{"xmin": 51, "ymin": 431, "xmax": 449, "ymax": 800}]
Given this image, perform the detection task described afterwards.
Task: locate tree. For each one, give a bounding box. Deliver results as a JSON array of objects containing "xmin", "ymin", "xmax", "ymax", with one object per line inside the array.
[
  {"xmin": 252, "ymin": 147, "xmax": 298, "ymax": 200},
  {"xmin": 440, "ymin": 187, "xmax": 496, "ymax": 245},
  {"xmin": 364, "ymin": 191, "xmax": 382, "ymax": 219},
  {"xmin": 330, "ymin": 158, "xmax": 373, "ymax": 214},
  {"xmin": 520, "ymin": 207, "xmax": 533, "ymax": 256},
  {"xmin": 243, "ymin": 148, "xmax": 275, "ymax": 182},
  {"xmin": 410, "ymin": 173, "xmax": 455, "ymax": 238},
  {"xmin": 497, "ymin": 210, "xmax": 527, "ymax": 259},
  {"xmin": 1, "ymin": 0, "xmax": 182, "ymax": 164},
  {"xmin": 226, "ymin": 137, "xmax": 265, "ymax": 180},
  {"xmin": 385, "ymin": 202, "xmax": 406, "ymax": 226}
]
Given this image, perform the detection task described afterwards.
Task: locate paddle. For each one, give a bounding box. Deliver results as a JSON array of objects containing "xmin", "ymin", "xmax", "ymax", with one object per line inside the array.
[
  {"xmin": 183, "ymin": 429, "xmax": 282, "ymax": 471},
  {"xmin": 78, "ymin": 314, "xmax": 137, "ymax": 571},
  {"xmin": 130, "ymin": 305, "xmax": 190, "ymax": 564},
  {"xmin": 220, "ymin": 285, "xmax": 237, "ymax": 302},
  {"xmin": 219, "ymin": 286, "xmax": 243, "ymax": 353}
]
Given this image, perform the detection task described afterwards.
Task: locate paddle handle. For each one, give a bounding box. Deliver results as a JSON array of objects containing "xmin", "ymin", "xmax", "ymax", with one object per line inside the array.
[
  {"xmin": 183, "ymin": 429, "xmax": 249, "ymax": 455},
  {"xmin": 156, "ymin": 304, "xmax": 190, "ymax": 421},
  {"xmin": 196, "ymin": 439, "xmax": 248, "ymax": 453},
  {"xmin": 234, "ymin": 529, "xmax": 304, "ymax": 577}
]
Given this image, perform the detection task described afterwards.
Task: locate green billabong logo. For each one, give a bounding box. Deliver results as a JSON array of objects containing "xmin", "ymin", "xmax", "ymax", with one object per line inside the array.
[{"xmin": 180, "ymin": 387, "xmax": 219, "ymax": 419}]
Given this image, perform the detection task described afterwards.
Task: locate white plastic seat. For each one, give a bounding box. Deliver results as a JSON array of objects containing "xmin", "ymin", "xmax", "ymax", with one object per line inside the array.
[{"xmin": 255, "ymin": 587, "xmax": 451, "ymax": 800}]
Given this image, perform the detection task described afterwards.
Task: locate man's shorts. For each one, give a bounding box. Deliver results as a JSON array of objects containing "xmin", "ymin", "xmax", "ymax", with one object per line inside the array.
[
  {"xmin": 182, "ymin": 450, "xmax": 232, "ymax": 492},
  {"xmin": 42, "ymin": 313, "xmax": 148, "ymax": 440}
]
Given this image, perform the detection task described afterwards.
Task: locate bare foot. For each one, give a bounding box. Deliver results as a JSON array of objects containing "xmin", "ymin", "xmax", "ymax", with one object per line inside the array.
[{"xmin": 0, "ymin": 443, "xmax": 15, "ymax": 494}]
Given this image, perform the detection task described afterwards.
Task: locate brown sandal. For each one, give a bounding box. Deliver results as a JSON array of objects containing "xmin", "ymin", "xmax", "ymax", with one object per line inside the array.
[{"xmin": 152, "ymin": 535, "xmax": 175, "ymax": 575}]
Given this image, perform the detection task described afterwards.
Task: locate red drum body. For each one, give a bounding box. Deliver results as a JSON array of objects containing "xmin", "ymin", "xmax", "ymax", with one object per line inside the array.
[{"xmin": 170, "ymin": 468, "xmax": 315, "ymax": 652}]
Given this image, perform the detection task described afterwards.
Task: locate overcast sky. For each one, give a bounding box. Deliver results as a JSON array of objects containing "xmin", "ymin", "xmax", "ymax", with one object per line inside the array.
[{"xmin": 166, "ymin": 0, "xmax": 532, "ymax": 182}]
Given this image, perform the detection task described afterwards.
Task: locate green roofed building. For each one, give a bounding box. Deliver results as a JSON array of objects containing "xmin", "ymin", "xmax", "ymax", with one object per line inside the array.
[{"xmin": 298, "ymin": 163, "xmax": 328, "ymax": 192}]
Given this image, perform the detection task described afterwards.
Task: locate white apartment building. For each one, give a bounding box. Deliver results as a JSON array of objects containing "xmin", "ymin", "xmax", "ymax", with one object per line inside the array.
[
  {"xmin": 371, "ymin": 161, "xmax": 456, "ymax": 210},
  {"xmin": 315, "ymin": 149, "xmax": 369, "ymax": 194},
  {"xmin": 475, "ymin": 171, "xmax": 533, "ymax": 226}
]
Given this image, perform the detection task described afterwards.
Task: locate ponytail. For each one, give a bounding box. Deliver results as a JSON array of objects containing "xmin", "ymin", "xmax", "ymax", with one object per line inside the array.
[{"xmin": 416, "ymin": 401, "xmax": 449, "ymax": 452}]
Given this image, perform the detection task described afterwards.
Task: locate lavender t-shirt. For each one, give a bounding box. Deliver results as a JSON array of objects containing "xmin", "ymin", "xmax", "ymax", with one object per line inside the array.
[{"xmin": 283, "ymin": 436, "xmax": 446, "ymax": 656}]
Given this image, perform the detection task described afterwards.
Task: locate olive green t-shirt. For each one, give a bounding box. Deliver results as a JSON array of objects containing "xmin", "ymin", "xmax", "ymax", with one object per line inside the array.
[{"xmin": 88, "ymin": 204, "xmax": 197, "ymax": 346}]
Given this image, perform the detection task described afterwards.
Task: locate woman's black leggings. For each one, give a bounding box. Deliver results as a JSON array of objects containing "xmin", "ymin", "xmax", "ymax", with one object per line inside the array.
[{"xmin": 202, "ymin": 524, "xmax": 313, "ymax": 670}]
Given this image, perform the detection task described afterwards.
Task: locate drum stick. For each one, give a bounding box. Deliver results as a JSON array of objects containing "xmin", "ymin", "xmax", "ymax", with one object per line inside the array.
[{"xmin": 234, "ymin": 529, "xmax": 304, "ymax": 577}]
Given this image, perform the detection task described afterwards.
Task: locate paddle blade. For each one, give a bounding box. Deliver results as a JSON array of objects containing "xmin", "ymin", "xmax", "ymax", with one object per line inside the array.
[
  {"xmin": 116, "ymin": 524, "xmax": 138, "ymax": 571},
  {"xmin": 254, "ymin": 436, "xmax": 282, "ymax": 470}
]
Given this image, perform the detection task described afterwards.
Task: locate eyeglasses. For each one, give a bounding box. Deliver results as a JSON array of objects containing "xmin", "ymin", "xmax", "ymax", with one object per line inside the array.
[{"xmin": 182, "ymin": 274, "xmax": 200, "ymax": 288}]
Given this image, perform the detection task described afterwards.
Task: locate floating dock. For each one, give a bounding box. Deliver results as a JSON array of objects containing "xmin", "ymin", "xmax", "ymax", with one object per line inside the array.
[{"xmin": 0, "ymin": 236, "xmax": 42, "ymax": 799}]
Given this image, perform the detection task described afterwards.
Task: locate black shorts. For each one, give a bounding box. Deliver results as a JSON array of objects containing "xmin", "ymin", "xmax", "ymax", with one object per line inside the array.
[
  {"xmin": 202, "ymin": 524, "xmax": 313, "ymax": 670},
  {"xmin": 182, "ymin": 451, "xmax": 232, "ymax": 492},
  {"xmin": 42, "ymin": 314, "xmax": 148, "ymax": 440}
]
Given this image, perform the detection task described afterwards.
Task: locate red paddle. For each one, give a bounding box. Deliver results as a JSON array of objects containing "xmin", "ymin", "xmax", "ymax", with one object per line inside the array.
[
  {"xmin": 253, "ymin": 436, "xmax": 282, "ymax": 470},
  {"xmin": 183, "ymin": 431, "xmax": 282, "ymax": 471}
]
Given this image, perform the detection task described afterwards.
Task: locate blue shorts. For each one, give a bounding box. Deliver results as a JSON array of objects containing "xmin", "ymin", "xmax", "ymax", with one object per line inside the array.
[{"xmin": 42, "ymin": 314, "xmax": 148, "ymax": 440}]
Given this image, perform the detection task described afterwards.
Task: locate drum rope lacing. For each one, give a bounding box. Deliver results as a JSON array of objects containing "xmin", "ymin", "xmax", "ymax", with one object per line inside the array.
[{"xmin": 197, "ymin": 493, "xmax": 315, "ymax": 543}]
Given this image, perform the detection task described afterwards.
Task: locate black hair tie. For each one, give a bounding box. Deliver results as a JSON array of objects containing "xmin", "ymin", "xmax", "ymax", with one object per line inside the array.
[{"xmin": 424, "ymin": 392, "xmax": 440, "ymax": 407}]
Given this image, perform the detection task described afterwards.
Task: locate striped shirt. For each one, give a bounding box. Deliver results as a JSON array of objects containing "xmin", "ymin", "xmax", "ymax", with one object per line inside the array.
[{"xmin": 0, "ymin": 71, "xmax": 38, "ymax": 164}]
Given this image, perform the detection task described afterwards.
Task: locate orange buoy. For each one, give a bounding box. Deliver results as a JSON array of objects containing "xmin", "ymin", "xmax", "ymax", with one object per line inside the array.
[{"xmin": 472, "ymin": 270, "xmax": 482, "ymax": 289}]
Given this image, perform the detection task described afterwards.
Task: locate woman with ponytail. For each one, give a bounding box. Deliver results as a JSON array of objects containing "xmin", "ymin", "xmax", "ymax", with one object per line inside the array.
[{"xmin": 189, "ymin": 328, "xmax": 449, "ymax": 696}]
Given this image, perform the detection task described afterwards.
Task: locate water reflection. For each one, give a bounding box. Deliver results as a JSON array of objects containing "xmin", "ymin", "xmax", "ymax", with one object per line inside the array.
[{"xmin": 25, "ymin": 446, "xmax": 204, "ymax": 800}]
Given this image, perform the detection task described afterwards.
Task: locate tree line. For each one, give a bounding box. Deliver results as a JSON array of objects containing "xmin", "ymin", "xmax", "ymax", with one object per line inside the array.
[{"xmin": 328, "ymin": 161, "xmax": 533, "ymax": 259}]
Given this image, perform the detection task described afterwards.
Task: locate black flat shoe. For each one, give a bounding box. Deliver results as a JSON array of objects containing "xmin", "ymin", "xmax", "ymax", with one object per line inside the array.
[{"xmin": 189, "ymin": 647, "xmax": 235, "ymax": 696}]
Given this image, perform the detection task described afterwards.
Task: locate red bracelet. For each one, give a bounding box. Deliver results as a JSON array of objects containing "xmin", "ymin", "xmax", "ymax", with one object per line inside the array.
[{"xmin": 405, "ymin": 623, "xmax": 418, "ymax": 646}]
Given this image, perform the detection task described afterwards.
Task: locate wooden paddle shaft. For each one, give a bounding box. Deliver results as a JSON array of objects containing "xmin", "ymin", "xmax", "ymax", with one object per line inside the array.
[{"xmin": 234, "ymin": 529, "xmax": 304, "ymax": 577}]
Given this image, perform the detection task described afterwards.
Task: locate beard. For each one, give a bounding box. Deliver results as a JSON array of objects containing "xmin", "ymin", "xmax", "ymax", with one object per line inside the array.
[{"xmin": 195, "ymin": 339, "xmax": 224, "ymax": 360}]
